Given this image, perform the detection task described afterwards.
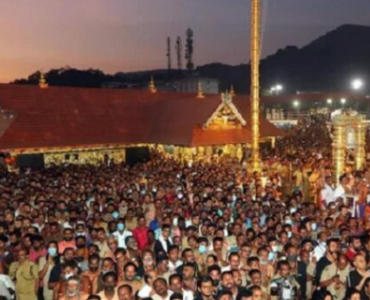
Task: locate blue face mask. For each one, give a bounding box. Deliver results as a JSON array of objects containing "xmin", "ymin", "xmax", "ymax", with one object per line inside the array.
[
  {"xmin": 48, "ymin": 247, "xmax": 57, "ymax": 257},
  {"xmin": 311, "ymin": 223, "xmax": 317, "ymax": 231},
  {"xmin": 112, "ymin": 211, "xmax": 119, "ymax": 219},
  {"xmin": 199, "ymin": 245, "xmax": 207, "ymax": 254},
  {"xmin": 217, "ymin": 209, "xmax": 223, "ymax": 217},
  {"xmin": 268, "ymin": 251, "xmax": 275, "ymax": 261},
  {"xmin": 246, "ymin": 219, "xmax": 252, "ymax": 229},
  {"xmin": 117, "ymin": 223, "xmax": 125, "ymax": 231}
]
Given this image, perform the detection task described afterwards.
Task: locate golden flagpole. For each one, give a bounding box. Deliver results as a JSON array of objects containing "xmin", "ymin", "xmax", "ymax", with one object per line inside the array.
[{"xmin": 251, "ymin": 0, "xmax": 261, "ymax": 171}]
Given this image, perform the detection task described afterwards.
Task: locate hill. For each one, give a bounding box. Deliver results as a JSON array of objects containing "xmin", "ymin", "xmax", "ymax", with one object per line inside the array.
[{"xmin": 13, "ymin": 24, "xmax": 370, "ymax": 94}]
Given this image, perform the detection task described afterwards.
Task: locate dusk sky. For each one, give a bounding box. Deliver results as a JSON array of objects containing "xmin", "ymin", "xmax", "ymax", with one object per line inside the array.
[{"xmin": 0, "ymin": 0, "xmax": 370, "ymax": 82}]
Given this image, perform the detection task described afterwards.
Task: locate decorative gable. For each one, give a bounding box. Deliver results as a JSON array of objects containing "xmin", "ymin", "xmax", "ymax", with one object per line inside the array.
[{"xmin": 203, "ymin": 92, "xmax": 246, "ymax": 130}]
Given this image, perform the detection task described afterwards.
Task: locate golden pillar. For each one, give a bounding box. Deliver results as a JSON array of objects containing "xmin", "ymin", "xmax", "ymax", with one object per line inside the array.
[
  {"xmin": 251, "ymin": 0, "xmax": 261, "ymax": 171},
  {"xmin": 332, "ymin": 122, "xmax": 346, "ymax": 184},
  {"xmin": 354, "ymin": 122, "xmax": 366, "ymax": 170}
]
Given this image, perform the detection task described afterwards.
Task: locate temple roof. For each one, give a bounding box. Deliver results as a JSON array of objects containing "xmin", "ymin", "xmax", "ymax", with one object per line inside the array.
[{"xmin": 0, "ymin": 84, "xmax": 283, "ymax": 151}]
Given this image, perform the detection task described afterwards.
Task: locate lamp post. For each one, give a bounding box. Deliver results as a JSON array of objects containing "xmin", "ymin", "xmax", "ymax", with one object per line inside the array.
[
  {"xmin": 270, "ymin": 84, "xmax": 283, "ymax": 95},
  {"xmin": 293, "ymin": 100, "xmax": 300, "ymax": 119}
]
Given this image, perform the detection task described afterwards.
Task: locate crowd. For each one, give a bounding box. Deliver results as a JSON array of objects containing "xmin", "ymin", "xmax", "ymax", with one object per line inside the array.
[{"xmin": 0, "ymin": 116, "xmax": 370, "ymax": 300}]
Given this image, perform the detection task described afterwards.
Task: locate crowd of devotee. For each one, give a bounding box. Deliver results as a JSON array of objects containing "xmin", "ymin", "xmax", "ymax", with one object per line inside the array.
[{"xmin": 1, "ymin": 115, "xmax": 370, "ymax": 300}]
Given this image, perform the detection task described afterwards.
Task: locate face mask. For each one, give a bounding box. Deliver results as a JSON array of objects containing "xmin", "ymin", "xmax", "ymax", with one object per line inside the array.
[
  {"xmin": 65, "ymin": 272, "xmax": 74, "ymax": 280},
  {"xmin": 260, "ymin": 258, "xmax": 268, "ymax": 265},
  {"xmin": 288, "ymin": 255, "xmax": 297, "ymax": 262},
  {"xmin": 117, "ymin": 223, "xmax": 125, "ymax": 231},
  {"xmin": 217, "ymin": 209, "xmax": 223, "ymax": 217},
  {"xmin": 152, "ymin": 188, "xmax": 157, "ymax": 193},
  {"xmin": 290, "ymin": 208, "xmax": 297, "ymax": 214},
  {"xmin": 287, "ymin": 232, "xmax": 292, "ymax": 238},
  {"xmin": 76, "ymin": 232, "xmax": 85, "ymax": 237},
  {"xmin": 268, "ymin": 252, "xmax": 275, "ymax": 261},
  {"xmin": 112, "ymin": 212, "xmax": 119, "ymax": 219},
  {"xmin": 140, "ymin": 190, "xmax": 146, "ymax": 195},
  {"xmin": 178, "ymin": 193, "xmax": 184, "ymax": 200},
  {"xmin": 285, "ymin": 219, "xmax": 293, "ymax": 225},
  {"xmin": 272, "ymin": 245, "xmax": 279, "ymax": 253},
  {"xmin": 232, "ymin": 195, "xmax": 237, "ymax": 202},
  {"xmin": 48, "ymin": 248, "xmax": 57, "ymax": 257},
  {"xmin": 199, "ymin": 245, "xmax": 207, "ymax": 254},
  {"xmin": 311, "ymin": 223, "xmax": 317, "ymax": 231},
  {"xmin": 173, "ymin": 218, "xmax": 178, "ymax": 227}
]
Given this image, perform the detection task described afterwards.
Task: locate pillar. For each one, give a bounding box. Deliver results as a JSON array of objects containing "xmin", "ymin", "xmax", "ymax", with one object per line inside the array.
[
  {"xmin": 271, "ymin": 137, "xmax": 276, "ymax": 149},
  {"xmin": 354, "ymin": 122, "xmax": 366, "ymax": 170},
  {"xmin": 332, "ymin": 122, "xmax": 346, "ymax": 184}
]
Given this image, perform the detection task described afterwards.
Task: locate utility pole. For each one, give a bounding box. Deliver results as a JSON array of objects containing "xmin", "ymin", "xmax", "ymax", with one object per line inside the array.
[{"xmin": 251, "ymin": 0, "xmax": 261, "ymax": 172}]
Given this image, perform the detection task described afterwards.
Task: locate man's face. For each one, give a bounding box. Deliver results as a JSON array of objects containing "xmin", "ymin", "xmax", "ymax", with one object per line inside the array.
[
  {"xmin": 183, "ymin": 266, "xmax": 195, "ymax": 280},
  {"xmin": 64, "ymin": 230, "xmax": 74, "ymax": 241},
  {"xmin": 66, "ymin": 280, "xmax": 80, "ymax": 297},
  {"xmin": 230, "ymin": 255, "xmax": 240, "ymax": 269},
  {"xmin": 279, "ymin": 264, "xmax": 290, "ymax": 278},
  {"xmin": 154, "ymin": 280, "xmax": 168, "ymax": 296},
  {"xmin": 252, "ymin": 289, "xmax": 263, "ymax": 300},
  {"xmin": 118, "ymin": 287, "xmax": 133, "ymax": 300},
  {"xmin": 251, "ymin": 273, "xmax": 261, "ymax": 286},
  {"xmin": 169, "ymin": 277, "xmax": 182, "ymax": 293},
  {"xmin": 103, "ymin": 276, "xmax": 117, "ymax": 292},
  {"xmin": 124, "ymin": 266, "xmax": 136, "ymax": 281},
  {"xmin": 89, "ymin": 259, "xmax": 100, "ymax": 272},
  {"xmin": 221, "ymin": 274, "xmax": 234, "ymax": 290},
  {"xmin": 200, "ymin": 281, "xmax": 213, "ymax": 297},
  {"xmin": 354, "ymin": 255, "xmax": 367, "ymax": 271}
]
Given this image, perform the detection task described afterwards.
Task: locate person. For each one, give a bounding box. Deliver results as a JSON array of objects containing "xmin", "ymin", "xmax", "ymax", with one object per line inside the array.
[
  {"xmin": 117, "ymin": 284, "xmax": 134, "ymax": 300},
  {"xmin": 98, "ymin": 272, "xmax": 119, "ymax": 300},
  {"xmin": 119, "ymin": 262, "xmax": 142, "ymax": 294},
  {"xmin": 59, "ymin": 276, "xmax": 89, "ymax": 300},
  {"xmin": 113, "ymin": 218, "xmax": 132, "ymax": 249},
  {"xmin": 194, "ymin": 276, "xmax": 214, "ymax": 300},
  {"xmin": 152, "ymin": 277, "xmax": 173, "ymax": 300},
  {"xmin": 9, "ymin": 248, "xmax": 39, "ymax": 300},
  {"xmin": 38, "ymin": 241, "xmax": 60, "ymax": 300},
  {"xmin": 347, "ymin": 254, "xmax": 370, "ymax": 294}
]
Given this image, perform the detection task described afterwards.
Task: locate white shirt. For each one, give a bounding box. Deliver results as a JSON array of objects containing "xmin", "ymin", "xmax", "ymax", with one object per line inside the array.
[
  {"xmin": 168, "ymin": 260, "xmax": 183, "ymax": 273},
  {"xmin": 152, "ymin": 291, "xmax": 173, "ymax": 300},
  {"xmin": 138, "ymin": 284, "xmax": 152, "ymax": 298},
  {"xmin": 0, "ymin": 274, "xmax": 14, "ymax": 300},
  {"xmin": 313, "ymin": 243, "xmax": 327, "ymax": 261},
  {"xmin": 321, "ymin": 184, "xmax": 335, "ymax": 206},
  {"xmin": 334, "ymin": 185, "xmax": 346, "ymax": 201},
  {"xmin": 113, "ymin": 230, "xmax": 132, "ymax": 248}
]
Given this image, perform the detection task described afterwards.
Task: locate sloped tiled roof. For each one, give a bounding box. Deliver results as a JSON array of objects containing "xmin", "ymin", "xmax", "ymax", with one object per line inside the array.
[{"xmin": 0, "ymin": 84, "xmax": 284, "ymax": 151}]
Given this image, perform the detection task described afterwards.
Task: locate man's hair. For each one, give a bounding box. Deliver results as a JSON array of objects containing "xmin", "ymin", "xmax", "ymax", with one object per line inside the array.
[
  {"xmin": 102, "ymin": 271, "xmax": 118, "ymax": 282},
  {"xmin": 197, "ymin": 276, "xmax": 213, "ymax": 288},
  {"xmin": 123, "ymin": 261, "xmax": 138, "ymax": 273},
  {"xmin": 118, "ymin": 284, "xmax": 133, "ymax": 294}
]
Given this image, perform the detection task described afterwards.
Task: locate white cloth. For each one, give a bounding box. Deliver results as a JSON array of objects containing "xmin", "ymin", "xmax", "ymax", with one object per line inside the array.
[
  {"xmin": 334, "ymin": 185, "xmax": 346, "ymax": 201},
  {"xmin": 321, "ymin": 184, "xmax": 335, "ymax": 206},
  {"xmin": 0, "ymin": 274, "xmax": 14, "ymax": 300},
  {"xmin": 313, "ymin": 243, "xmax": 327, "ymax": 261},
  {"xmin": 138, "ymin": 284, "xmax": 152, "ymax": 298},
  {"xmin": 152, "ymin": 291, "xmax": 173, "ymax": 300},
  {"xmin": 113, "ymin": 230, "xmax": 133, "ymax": 248},
  {"xmin": 168, "ymin": 260, "xmax": 183, "ymax": 273}
]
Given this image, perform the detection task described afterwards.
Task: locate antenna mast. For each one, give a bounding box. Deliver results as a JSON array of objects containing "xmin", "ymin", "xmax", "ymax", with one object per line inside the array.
[
  {"xmin": 176, "ymin": 36, "xmax": 183, "ymax": 71},
  {"xmin": 166, "ymin": 37, "xmax": 172, "ymax": 72}
]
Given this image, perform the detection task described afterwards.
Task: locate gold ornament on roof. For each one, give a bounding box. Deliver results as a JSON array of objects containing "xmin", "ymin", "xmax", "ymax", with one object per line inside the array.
[
  {"xmin": 39, "ymin": 72, "xmax": 48, "ymax": 89},
  {"xmin": 149, "ymin": 76, "xmax": 157, "ymax": 94},
  {"xmin": 196, "ymin": 82, "xmax": 205, "ymax": 99},
  {"xmin": 230, "ymin": 85, "xmax": 236, "ymax": 97}
]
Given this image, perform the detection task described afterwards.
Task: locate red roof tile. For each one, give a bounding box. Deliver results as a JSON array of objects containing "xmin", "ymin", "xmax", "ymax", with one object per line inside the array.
[{"xmin": 0, "ymin": 84, "xmax": 284, "ymax": 151}]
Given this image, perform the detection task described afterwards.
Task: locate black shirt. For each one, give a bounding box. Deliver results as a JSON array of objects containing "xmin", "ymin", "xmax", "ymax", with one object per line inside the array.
[
  {"xmin": 314, "ymin": 256, "xmax": 331, "ymax": 286},
  {"xmin": 348, "ymin": 269, "xmax": 364, "ymax": 292}
]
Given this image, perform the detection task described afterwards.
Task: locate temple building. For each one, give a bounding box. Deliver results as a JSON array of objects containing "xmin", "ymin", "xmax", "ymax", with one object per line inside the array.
[{"xmin": 0, "ymin": 82, "xmax": 283, "ymax": 168}]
